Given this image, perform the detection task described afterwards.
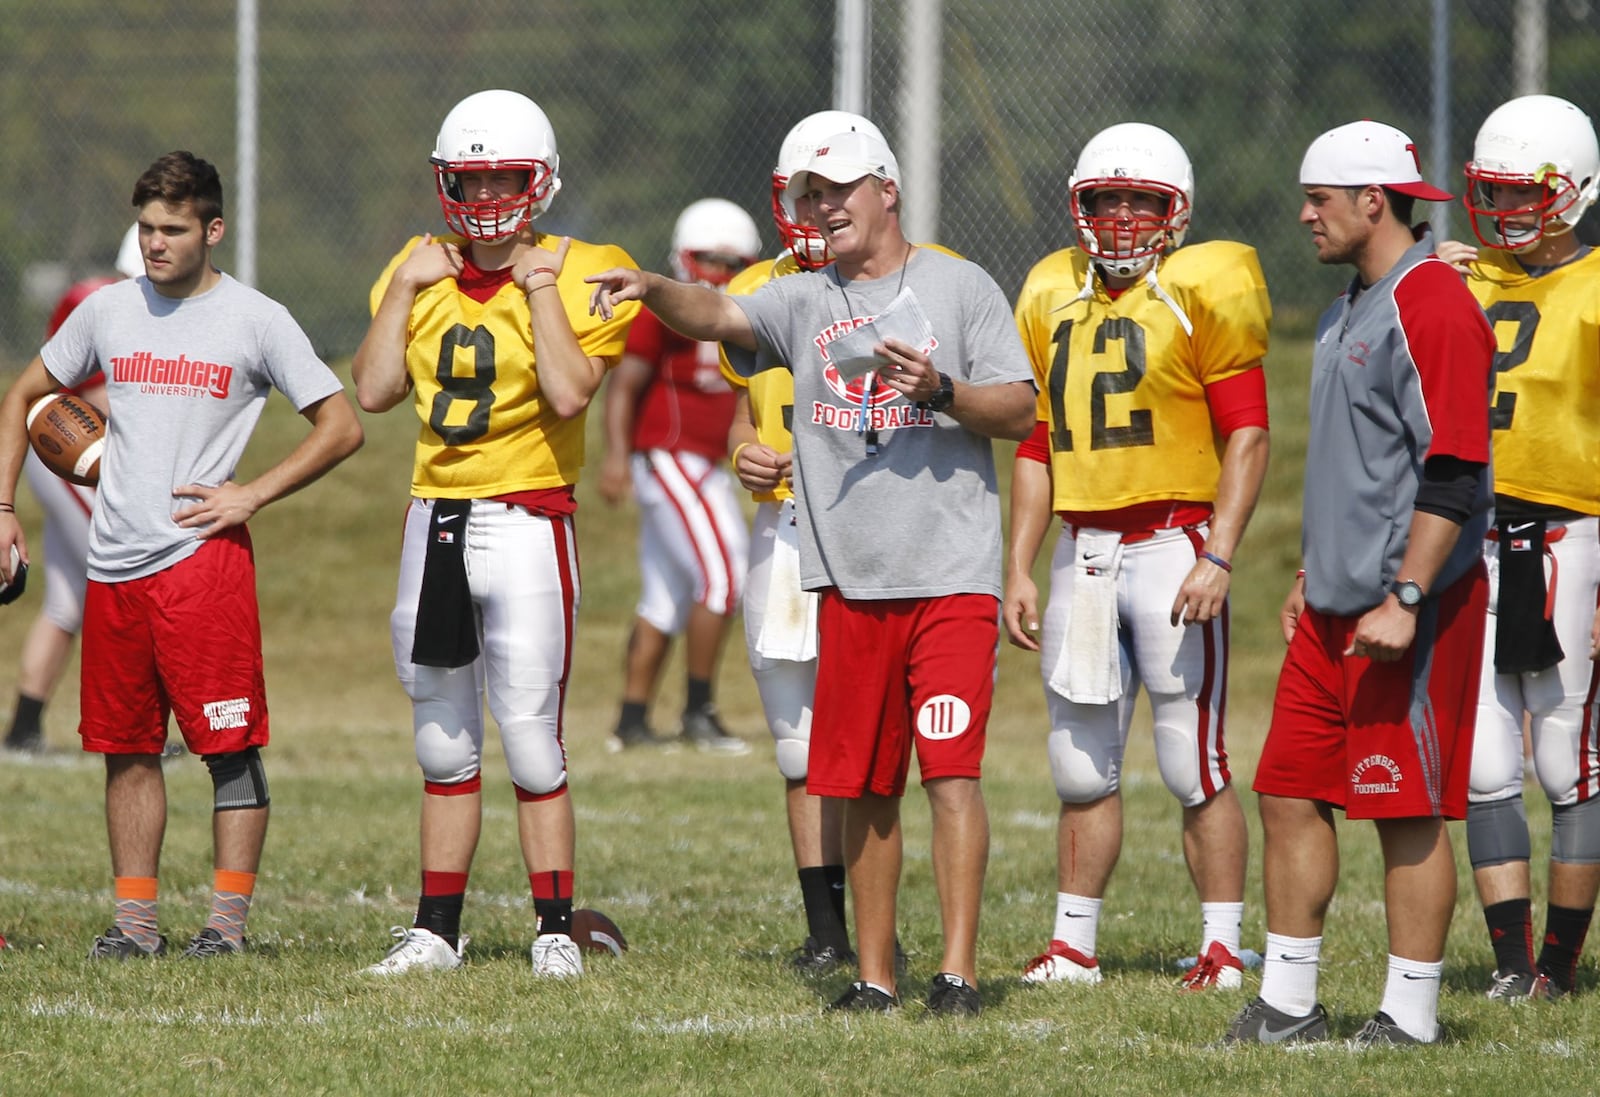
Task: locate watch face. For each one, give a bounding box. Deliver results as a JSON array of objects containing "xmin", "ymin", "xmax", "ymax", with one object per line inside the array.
[{"xmin": 1396, "ymin": 581, "xmax": 1423, "ymax": 606}]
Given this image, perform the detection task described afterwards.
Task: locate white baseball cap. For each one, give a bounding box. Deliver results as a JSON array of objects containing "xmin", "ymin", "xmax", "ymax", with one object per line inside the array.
[
  {"xmin": 783, "ymin": 129, "xmax": 901, "ymax": 200},
  {"xmin": 1299, "ymin": 120, "xmax": 1454, "ymax": 202}
]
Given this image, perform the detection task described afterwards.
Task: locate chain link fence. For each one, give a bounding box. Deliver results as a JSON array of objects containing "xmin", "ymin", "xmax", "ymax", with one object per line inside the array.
[{"xmin": 5, "ymin": 0, "xmax": 1600, "ymax": 365}]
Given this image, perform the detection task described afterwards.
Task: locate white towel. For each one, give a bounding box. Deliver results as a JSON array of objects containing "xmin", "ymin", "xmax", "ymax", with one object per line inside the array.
[
  {"xmin": 1047, "ymin": 530, "xmax": 1124, "ymax": 704},
  {"xmin": 756, "ymin": 506, "xmax": 818, "ymax": 662}
]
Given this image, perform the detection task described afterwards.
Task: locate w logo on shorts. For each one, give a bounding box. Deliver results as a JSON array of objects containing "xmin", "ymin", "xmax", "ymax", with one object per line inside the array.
[{"xmin": 917, "ymin": 694, "xmax": 972, "ymax": 740}]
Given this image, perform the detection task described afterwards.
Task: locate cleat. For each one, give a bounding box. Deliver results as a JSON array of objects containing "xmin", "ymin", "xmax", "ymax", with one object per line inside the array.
[
  {"xmin": 530, "ymin": 932, "xmax": 584, "ymax": 978},
  {"xmin": 1222, "ymin": 996, "xmax": 1330, "ymax": 1045},
  {"xmin": 679, "ymin": 705, "xmax": 750, "ymax": 755},
  {"xmin": 791, "ymin": 936, "xmax": 856, "ymax": 975},
  {"xmin": 88, "ymin": 926, "xmax": 167, "ymax": 960},
  {"xmin": 926, "ymin": 972, "xmax": 982, "ymax": 1016},
  {"xmin": 1350, "ymin": 1010, "xmax": 1436, "ymax": 1046},
  {"xmin": 181, "ymin": 927, "xmax": 243, "ymax": 958},
  {"xmin": 826, "ymin": 980, "xmax": 899, "ymax": 1013},
  {"xmin": 1530, "ymin": 972, "xmax": 1569, "ymax": 1002},
  {"xmin": 363, "ymin": 926, "xmax": 464, "ymax": 975},
  {"xmin": 1021, "ymin": 939, "xmax": 1102, "ymax": 985},
  {"xmin": 608, "ymin": 720, "xmax": 667, "ymax": 753},
  {"xmin": 1485, "ymin": 968, "xmax": 1537, "ymax": 1001},
  {"xmin": 3, "ymin": 732, "xmax": 47, "ymax": 754},
  {"xmin": 1179, "ymin": 940, "xmax": 1245, "ymax": 991}
]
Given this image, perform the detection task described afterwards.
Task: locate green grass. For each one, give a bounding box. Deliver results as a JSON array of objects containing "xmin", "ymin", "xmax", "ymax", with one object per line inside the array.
[{"xmin": 0, "ymin": 346, "xmax": 1592, "ymax": 1096}]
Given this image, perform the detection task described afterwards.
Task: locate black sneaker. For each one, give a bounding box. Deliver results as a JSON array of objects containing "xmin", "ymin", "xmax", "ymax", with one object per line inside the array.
[
  {"xmin": 926, "ymin": 972, "xmax": 981, "ymax": 1016},
  {"xmin": 826, "ymin": 980, "xmax": 899, "ymax": 1012},
  {"xmin": 181, "ymin": 927, "xmax": 243, "ymax": 958},
  {"xmin": 88, "ymin": 927, "xmax": 167, "ymax": 960},
  {"xmin": 679, "ymin": 705, "xmax": 749, "ymax": 755},
  {"xmin": 792, "ymin": 936, "xmax": 856, "ymax": 974},
  {"xmin": 1221, "ymin": 996, "xmax": 1330, "ymax": 1045},
  {"xmin": 3, "ymin": 732, "xmax": 45, "ymax": 754},
  {"xmin": 1485, "ymin": 968, "xmax": 1538, "ymax": 1001},
  {"xmin": 1350, "ymin": 1010, "xmax": 1436, "ymax": 1046},
  {"xmin": 1531, "ymin": 972, "xmax": 1570, "ymax": 1001},
  {"xmin": 607, "ymin": 720, "xmax": 666, "ymax": 753}
]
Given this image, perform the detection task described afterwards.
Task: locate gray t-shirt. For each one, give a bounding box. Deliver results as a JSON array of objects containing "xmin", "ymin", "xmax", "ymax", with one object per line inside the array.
[
  {"xmin": 733, "ymin": 248, "xmax": 1033, "ymax": 599},
  {"xmin": 42, "ymin": 274, "xmax": 344, "ymax": 582}
]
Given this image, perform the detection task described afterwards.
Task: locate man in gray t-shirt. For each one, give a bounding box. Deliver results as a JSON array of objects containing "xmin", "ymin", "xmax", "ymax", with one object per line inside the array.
[
  {"xmin": 590, "ymin": 127, "xmax": 1034, "ymax": 1016},
  {"xmin": 0, "ymin": 152, "xmax": 362, "ymax": 962}
]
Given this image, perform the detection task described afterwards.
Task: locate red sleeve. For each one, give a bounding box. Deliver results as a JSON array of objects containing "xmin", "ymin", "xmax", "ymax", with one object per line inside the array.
[
  {"xmin": 1394, "ymin": 262, "xmax": 1494, "ymax": 463},
  {"xmin": 1203, "ymin": 367, "xmax": 1269, "ymax": 436},
  {"xmin": 622, "ymin": 307, "xmax": 664, "ymax": 360},
  {"xmin": 45, "ymin": 277, "xmax": 116, "ymax": 338},
  {"xmin": 1015, "ymin": 419, "xmax": 1050, "ymax": 465}
]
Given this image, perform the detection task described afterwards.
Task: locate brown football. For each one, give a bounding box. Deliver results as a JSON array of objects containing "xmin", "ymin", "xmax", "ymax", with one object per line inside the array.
[
  {"xmin": 571, "ymin": 908, "xmax": 628, "ymax": 957},
  {"xmin": 26, "ymin": 392, "xmax": 107, "ymax": 488}
]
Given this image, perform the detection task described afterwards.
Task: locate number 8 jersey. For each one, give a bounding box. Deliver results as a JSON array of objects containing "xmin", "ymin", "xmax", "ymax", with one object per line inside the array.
[
  {"xmin": 1014, "ymin": 241, "xmax": 1270, "ymax": 512},
  {"xmin": 369, "ymin": 232, "xmax": 640, "ymax": 498}
]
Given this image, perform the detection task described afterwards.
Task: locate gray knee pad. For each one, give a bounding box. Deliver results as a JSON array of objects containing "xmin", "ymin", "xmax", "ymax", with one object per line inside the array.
[
  {"xmin": 1551, "ymin": 796, "xmax": 1600, "ymax": 865},
  {"xmin": 203, "ymin": 747, "xmax": 270, "ymax": 811},
  {"xmin": 1466, "ymin": 795, "xmax": 1530, "ymax": 869}
]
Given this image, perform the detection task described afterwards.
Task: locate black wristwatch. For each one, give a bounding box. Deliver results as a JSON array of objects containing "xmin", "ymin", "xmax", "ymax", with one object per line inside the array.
[
  {"xmin": 923, "ymin": 372, "xmax": 954, "ymax": 413},
  {"xmin": 1391, "ymin": 579, "xmax": 1425, "ymax": 608}
]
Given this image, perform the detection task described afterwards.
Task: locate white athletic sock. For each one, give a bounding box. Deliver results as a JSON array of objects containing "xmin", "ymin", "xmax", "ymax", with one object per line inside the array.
[
  {"xmin": 1200, "ymin": 901, "xmax": 1244, "ymax": 956},
  {"xmin": 1259, "ymin": 932, "xmax": 1322, "ymax": 1017},
  {"xmin": 1378, "ymin": 954, "xmax": 1442, "ymax": 1042},
  {"xmin": 1053, "ymin": 893, "xmax": 1102, "ymax": 957}
]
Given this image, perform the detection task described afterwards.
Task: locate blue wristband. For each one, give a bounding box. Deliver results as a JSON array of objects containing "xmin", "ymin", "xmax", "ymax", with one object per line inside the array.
[{"xmin": 1199, "ymin": 551, "xmax": 1232, "ymax": 573}]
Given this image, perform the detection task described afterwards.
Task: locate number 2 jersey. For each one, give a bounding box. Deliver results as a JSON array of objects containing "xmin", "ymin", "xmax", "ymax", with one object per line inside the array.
[
  {"xmin": 368, "ymin": 233, "xmax": 639, "ymax": 499},
  {"xmin": 1013, "ymin": 241, "xmax": 1270, "ymax": 515},
  {"xmin": 1463, "ymin": 246, "xmax": 1600, "ymax": 515}
]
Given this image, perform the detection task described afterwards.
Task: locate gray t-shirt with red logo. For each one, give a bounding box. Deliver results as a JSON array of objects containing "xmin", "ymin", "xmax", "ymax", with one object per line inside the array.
[
  {"xmin": 732, "ymin": 247, "xmax": 1033, "ymax": 600},
  {"xmin": 41, "ymin": 274, "xmax": 343, "ymax": 582}
]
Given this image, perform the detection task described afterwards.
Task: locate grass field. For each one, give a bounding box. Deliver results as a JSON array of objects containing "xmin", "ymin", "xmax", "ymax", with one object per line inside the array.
[{"xmin": 0, "ymin": 345, "xmax": 1592, "ymax": 1096}]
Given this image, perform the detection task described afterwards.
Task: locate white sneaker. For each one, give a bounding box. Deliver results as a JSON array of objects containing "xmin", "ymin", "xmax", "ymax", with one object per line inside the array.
[
  {"xmin": 363, "ymin": 926, "xmax": 465, "ymax": 975},
  {"xmin": 530, "ymin": 932, "xmax": 584, "ymax": 978},
  {"xmin": 1021, "ymin": 939, "xmax": 1103, "ymax": 985}
]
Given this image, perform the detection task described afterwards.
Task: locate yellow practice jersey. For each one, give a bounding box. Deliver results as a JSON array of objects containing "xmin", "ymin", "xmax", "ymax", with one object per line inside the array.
[
  {"xmin": 1464, "ymin": 246, "xmax": 1600, "ymax": 514},
  {"xmin": 720, "ymin": 253, "xmax": 803, "ymax": 502},
  {"xmin": 369, "ymin": 233, "xmax": 639, "ymax": 498},
  {"xmin": 1014, "ymin": 240, "xmax": 1270, "ymax": 512}
]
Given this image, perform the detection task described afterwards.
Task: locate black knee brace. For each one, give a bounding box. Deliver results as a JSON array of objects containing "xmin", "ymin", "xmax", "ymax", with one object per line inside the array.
[{"xmin": 203, "ymin": 746, "xmax": 270, "ymax": 811}]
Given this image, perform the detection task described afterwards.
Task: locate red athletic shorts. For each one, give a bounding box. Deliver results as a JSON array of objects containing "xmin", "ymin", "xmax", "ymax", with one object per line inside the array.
[
  {"xmin": 1253, "ymin": 562, "xmax": 1487, "ymax": 820},
  {"xmin": 80, "ymin": 529, "xmax": 269, "ymax": 756},
  {"xmin": 807, "ymin": 590, "xmax": 997, "ymax": 798}
]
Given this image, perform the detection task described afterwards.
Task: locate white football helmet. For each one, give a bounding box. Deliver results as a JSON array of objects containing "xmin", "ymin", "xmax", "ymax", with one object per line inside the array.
[
  {"xmin": 669, "ymin": 198, "xmax": 761, "ymax": 286},
  {"xmin": 1465, "ymin": 94, "xmax": 1599, "ymax": 252},
  {"xmin": 431, "ymin": 89, "xmax": 561, "ymax": 242},
  {"xmin": 772, "ymin": 110, "xmax": 886, "ymax": 270},
  {"xmin": 1069, "ymin": 122, "xmax": 1194, "ymax": 278},
  {"xmin": 115, "ymin": 223, "xmax": 142, "ymax": 278}
]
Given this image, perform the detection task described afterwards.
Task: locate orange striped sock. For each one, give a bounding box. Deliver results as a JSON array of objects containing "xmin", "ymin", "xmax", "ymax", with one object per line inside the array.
[
  {"xmin": 113, "ymin": 876, "xmax": 160, "ymax": 951},
  {"xmin": 208, "ymin": 869, "xmax": 257, "ymax": 948}
]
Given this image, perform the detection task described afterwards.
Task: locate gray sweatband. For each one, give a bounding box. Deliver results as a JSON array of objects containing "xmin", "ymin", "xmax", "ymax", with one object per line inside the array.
[
  {"xmin": 1466, "ymin": 795, "xmax": 1531, "ymax": 869},
  {"xmin": 1551, "ymin": 797, "xmax": 1600, "ymax": 865}
]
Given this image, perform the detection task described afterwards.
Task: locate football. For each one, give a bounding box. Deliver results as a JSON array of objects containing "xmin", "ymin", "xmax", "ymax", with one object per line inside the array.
[
  {"xmin": 570, "ymin": 908, "xmax": 628, "ymax": 957},
  {"xmin": 26, "ymin": 392, "xmax": 107, "ymax": 487}
]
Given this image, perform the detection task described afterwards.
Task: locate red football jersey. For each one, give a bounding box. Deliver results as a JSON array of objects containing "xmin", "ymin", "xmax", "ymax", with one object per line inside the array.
[{"xmin": 625, "ymin": 308, "xmax": 736, "ymax": 460}]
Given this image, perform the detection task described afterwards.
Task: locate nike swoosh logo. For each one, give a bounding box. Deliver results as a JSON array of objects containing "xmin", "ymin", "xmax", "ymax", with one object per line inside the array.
[
  {"xmin": 1507, "ymin": 522, "xmax": 1536, "ymax": 533},
  {"xmin": 438, "ymin": 513, "xmax": 462, "ymax": 524},
  {"xmin": 1400, "ymin": 972, "xmax": 1438, "ymax": 981},
  {"xmin": 1063, "ymin": 911, "xmax": 1091, "ymax": 918},
  {"xmin": 1256, "ymin": 1014, "xmax": 1325, "ymax": 1043},
  {"xmin": 1276, "ymin": 953, "xmax": 1315, "ymax": 963}
]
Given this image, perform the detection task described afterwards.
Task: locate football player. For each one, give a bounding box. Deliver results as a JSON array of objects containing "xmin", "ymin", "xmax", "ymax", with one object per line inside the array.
[
  {"xmin": 598, "ymin": 198, "xmax": 758, "ymax": 755},
  {"xmin": 1437, "ymin": 94, "xmax": 1600, "ymax": 1002},
  {"xmin": 352, "ymin": 89, "xmax": 639, "ymax": 978},
  {"xmin": 0, "ymin": 152, "xmax": 363, "ymax": 960},
  {"xmin": 5, "ymin": 224, "xmax": 139, "ymax": 754},
  {"xmin": 1006, "ymin": 123, "xmax": 1269, "ymax": 990}
]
